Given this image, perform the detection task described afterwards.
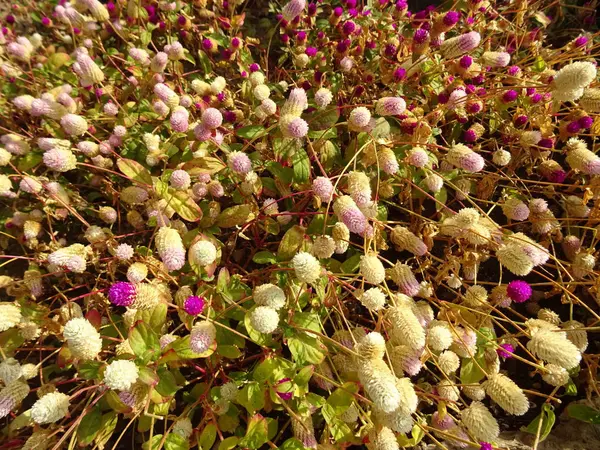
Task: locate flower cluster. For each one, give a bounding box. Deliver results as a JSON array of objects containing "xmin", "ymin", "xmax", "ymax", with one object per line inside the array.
[{"xmin": 0, "ymin": 0, "xmax": 598, "ymax": 448}]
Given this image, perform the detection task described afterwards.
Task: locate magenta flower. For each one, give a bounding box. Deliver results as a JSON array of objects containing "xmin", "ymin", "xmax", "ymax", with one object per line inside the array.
[
  {"xmin": 506, "ymin": 280, "xmax": 532, "ymax": 303},
  {"xmin": 184, "ymin": 296, "xmax": 206, "ymax": 316},
  {"xmin": 497, "ymin": 343, "xmax": 514, "ymax": 359},
  {"xmin": 108, "ymin": 282, "xmax": 136, "ymax": 307}
]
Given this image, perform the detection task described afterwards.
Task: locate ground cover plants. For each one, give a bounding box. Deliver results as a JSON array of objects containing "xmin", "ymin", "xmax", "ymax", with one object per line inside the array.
[{"xmin": 0, "ymin": 0, "xmax": 599, "ymax": 449}]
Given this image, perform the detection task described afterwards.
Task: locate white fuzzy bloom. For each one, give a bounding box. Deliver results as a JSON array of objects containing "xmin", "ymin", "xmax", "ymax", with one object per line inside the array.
[
  {"xmin": 127, "ymin": 262, "xmax": 148, "ymax": 283},
  {"xmin": 104, "ymin": 360, "xmax": 139, "ymax": 391},
  {"xmin": 360, "ymin": 287, "xmax": 387, "ymax": 312},
  {"xmin": 31, "ymin": 392, "xmax": 70, "ymax": 424},
  {"xmin": 60, "ymin": 114, "xmax": 88, "ymax": 136},
  {"xmin": 427, "ymin": 322, "xmax": 453, "ymax": 352},
  {"xmin": 315, "ymin": 88, "xmax": 333, "ymax": 108},
  {"xmin": 156, "ymin": 227, "xmax": 186, "ymax": 271},
  {"xmin": 189, "ymin": 240, "xmax": 217, "ymax": 266},
  {"xmin": 0, "ymin": 358, "xmax": 21, "ymax": 384},
  {"xmin": 461, "ymin": 401, "xmax": 499, "ymax": 442},
  {"xmin": 63, "ymin": 318, "xmax": 102, "ymax": 360},
  {"xmin": 253, "ymin": 284, "xmax": 286, "ymax": 310},
  {"xmin": 0, "ymin": 303, "xmax": 22, "ymax": 332},
  {"xmin": 552, "ymin": 62, "xmax": 597, "ymax": 101},
  {"xmin": 360, "ymin": 253, "xmax": 386, "ymax": 285},
  {"xmin": 249, "ymin": 306, "xmax": 280, "ymax": 334},
  {"xmin": 291, "ymin": 252, "xmax": 322, "ymax": 283}
]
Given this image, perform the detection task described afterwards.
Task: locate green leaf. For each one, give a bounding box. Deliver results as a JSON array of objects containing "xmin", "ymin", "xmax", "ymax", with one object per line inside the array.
[
  {"xmin": 117, "ymin": 158, "xmax": 153, "ymax": 185},
  {"xmin": 218, "ymin": 437, "xmax": 240, "ymax": 450},
  {"xmin": 306, "ymin": 107, "xmax": 340, "ymax": 131},
  {"xmin": 280, "ymin": 438, "xmax": 306, "ymax": 450},
  {"xmin": 291, "ymin": 312, "xmax": 321, "ymax": 333},
  {"xmin": 94, "ymin": 412, "xmax": 118, "ymax": 448},
  {"xmin": 129, "ymin": 321, "xmax": 160, "ymax": 362},
  {"xmin": 217, "ymin": 344, "xmax": 242, "ymax": 359},
  {"xmin": 18, "ymin": 153, "xmax": 42, "ymax": 172},
  {"xmin": 198, "ymin": 423, "xmax": 217, "ymax": 450},
  {"xmin": 78, "ymin": 361, "xmax": 102, "ymax": 380},
  {"xmin": 294, "ymin": 365, "xmax": 314, "ymax": 388},
  {"xmin": 292, "ymin": 149, "xmax": 310, "ymax": 183},
  {"xmin": 522, "ymin": 404, "xmax": 555, "ymax": 441},
  {"xmin": 322, "ymin": 404, "xmax": 352, "ymax": 442},
  {"xmin": 140, "ymin": 30, "xmax": 152, "ymax": 47},
  {"xmin": 236, "ymin": 125, "xmax": 266, "ymax": 139},
  {"xmin": 216, "ymin": 204, "xmax": 253, "ymax": 228},
  {"xmin": 434, "ymin": 187, "xmax": 448, "ymax": 211},
  {"xmin": 532, "ymin": 56, "xmax": 546, "ymax": 73},
  {"xmin": 155, "ymin": 368, "xmax": 180, "ymax": 397},
  {"xmin": 239, "ymin": 414, "xmax": 269, "ymax": 450},
  {"xmin": 307, "ymin": 127, "xmax": 337, "ymax": 140},
  {"xmin": 105, "ymin": 390, "xmax": 132, "ymax": 414},
  {"xmin": 196, "ymin": 51, "xmax": 211, "ymax": 75},
  {"xmin": 460, "ymin": 352, "xmax": 486, "ymax": 385},
  {"xmin": 265, "ymin": 161, "xmax": 294, "ymax": 184},
  {"xmin": 397, "ymin": 421, "xmax": 426, "ymax": 447},
  {"xmin": 327, "ymin": 382, "xmax": 358, "ymax": 415},
  {"xmin": 253, "ymin": 357, "xmax": 295, "ymax": 383},
  {"xmin": 277, "ymin": 225, "xmax": 306, "ymax": 260},
  {"xmin": 567, "ymin": 404, "xmax": 600, "ymax": 424},
  {"xmin": 47, "ymin": 52, "xmax": 71, "ymax": 70},
  {"xmin": 288, "ymin": 332, "xmax": 326, "ymax": 365},
  {"xmin": 138, "ymin": 366, "xmax": 159, "ymax": 386},
  {"xmin": 252, "ymin": 251, "xmax": 277, "ymax": 264},
  {"xmin": 155, "ymin": 180, "xmax": 203, "ymax": 222},
  {"xmin": 564, "ymin": 378, "xmax": 577, "ymax": 396},
  {"xmin": 237, "ymin": 382, "xmax": 266, "ymax": 414},
  {"xmin": 165, "ymin": 432, "xmax": 190, "ymax": 450},
  {"xmin": 340, "ymin": 253, "xmax": 361, "ymax": 274},
  {"xmin": 77, "ymin": 406, "xmax": 102, "ymax": 446}
]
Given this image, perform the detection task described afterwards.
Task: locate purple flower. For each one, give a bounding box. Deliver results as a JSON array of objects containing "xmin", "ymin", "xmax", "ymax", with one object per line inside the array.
[
  {"xmin": 42, "ymin": 17, "xmax": 51, "ymax": 26},
  {"xmin": 395, "ymin": 0, "xmax": 408, "ymax": 10},
  {"xmin": 566, "ymin": 121, "xmax": 581, "ymax": 134},
  {"xmin": 249, "ymin": 63, "xmax": 260, "ymax": 72},
  {"xmin": 108, "ymin": 282, "xmax": 136, "ymax": 307},
  {"xmin": 202, "ymin": 38, "xmax": 213, "ymax": 50},
  {"xmin": 393, "ymin": 67, "xmax": 406, "ymax": 81},
  {"xmin": 177, "ymin": 15, "xmax": 186, "ymax": 25},
  {"xmin": 514, "ymin": 115, "xmax": 528, "ymax": 127},
  {"xmin": 333, "ymin": 6, "xmax": 343, "ymax": 16},
  {"xmin": 184, "ymin": 296, "xmax": 206, "ymax": 315},
  {"xmin": 531, "ymin": 93, "xmax": 543, "ymax": 103},
  {"xmin": 538, "ymin": 138, "xmax": 554, "ymax": 149},
  {"xmin": 480, "ymin": 443, "xmax": 493, "ymax": 450},
  {"xmin": 296, "ymin": 30, "xmax": 307, "ymax": 41},
  {"xmin": 502, "ymin": 90, "xmax": 518, "ymax": 103},
  {"xmin": 548, "ymin": 169, "xmax": 567, "ymax": 184},
  {"xmin": 443, "ymin": 11, "xmax": 460, "ymax": 26},
  {"xmin": 414, "ymin": 29, "xmax": 429, "ymax": 44},
  {"xmin": 497, "ymin": 343, "xmax": 514, "ymax": 359},
  {"xmin": 574, "ymin": 36, "xmax": 588, "ymax": 47},
  {"xmin": 579, "ymin": 116, "xmax": 593, "ymax": 129},
  {"xmin": 508, "ymin": 65, "xmax": 521, "ymax": 76},
  {"xmin": 307, "ymin": 3, "xmax": 317, "ymax": 15},
  {"xmin": 5, "ymin": 15, "xmax": 15, "ymax": 25},
  {"xmin": 305, "ymin": 47, "xmax": 317, "ymax": 57},
  {"xmin": 506, "ymin": 280, "xmax": 532, "ymax": 303},
  {"xmin": 459, "ymin": 55, "xmax": 473, "ymax": 69},
  {"xmin": 342, "ymin": 20, "xmax": 356, "ymax": 35},
  {"xmin": 464, "ymin": 129, "xmax": 477, "ymax": 143}
]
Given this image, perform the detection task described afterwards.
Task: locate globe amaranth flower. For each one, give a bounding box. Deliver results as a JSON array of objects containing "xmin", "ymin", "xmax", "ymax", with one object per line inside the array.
[
  {"xmin": 282, "ymin": 0, "xmax": 306, "ymax": 21},
  {"xmin": 376, "ymin": 97, "xmax": 407, "ymax": 116},
  {"xmin": 104, "ymin": 360, "xmax": 139, "ymax": 391},
  {"xmin": 359, "ymin": 287, "xmax": 387, "ymax": 312},
  {"xmin": 47, "ymin": 244, "xmax": 87, "ymax": 273},
  {"xmin": 497, "ymin": 343, "xmax": 515, "ymax": 359},
  {"xmin": 312, "ymin": 176, "xmax": 334, "ymax": 202},
  {"xmin": 60, "ymin": 114, "xmax": 88, "ymax": 136},
  {"xmin": 441, "ymin": 31, "xmax": 481, "ymax": 58},
  {"xmin": 184, "ymin": 296, "xmax": 205, "ymax": 315},
  {"xmin": 0, "ymin": 380, "xmax": 30, "ymax": 419},
  {"xmin": 63, "ymin": 317, "xmax": 103, "ymax": 360},
  {"xmin": 282, "ymin": 115, "xmax": 309, "ymax": 138},
  {"xmin": 446, "ymin": 143, "xmax": 485, "ymax": 172},
  {"xmin": 388, "ymin": 262, "xmax": 420, "ymax": 297},
  {"xmin": 291, "ymin": 251, "xmax": 322, "ymax": 283},
  {"xmin": 253, "ymin": 283, "xmax": 286, "ymax": 310},
  {"xmin": 527, "ymin": 329, "xmax": 581, "ymax": 369},
  {"xmin": 348, "ymin": 107, "xmax": 371, "ymax": 129},
  {"xmin": 249, "ymin": 306, "xmax": 280, "ymax": 333},
  {"xmin": 189, "ymin": 240, "xmax": 218, "ymax": 267},
  {"xmin": 190, "ymin": 321, "xmax": 217, "ymax": 354},
  {"xmin": 169, "ymin": 169, "xmax": 191, "ymax": 190},
  {"xmin": 483, "ymin": 373, "xmax": 529, "ymax": 415},
  {"xmin": 31, "ymin": 392, "xmax": 70, "ymax": 424},
  {"xmin": 170, "ymin": 106, "xmax": 189, "ymax": 132},
  {"xmin": 115, "ymin": 243, "xmax": 134, "ymax": 261},
  {"xmin": 315, "ymin": 88, "xmax": 333, "ymax": 108},
  {"xmin": 228, "ymin": 151, "xmax": 252, "ymax": 175},
  {"xmin": 333, "ymin": 195, "xmax": 368, "ymax": 235},
  {"xmin": 281, "ymin": 88, "xmax": 308, "ymax": 117},
  {"xmin": 551, "ymin": 61, "xmax": 597, "ymax": 102},
  {"xmin": 390, "ymin": 226, "xmax": 427, "ymax": 256},
  {"xmin": 360, "ymin": 253, "xmax": 386, "ymax": 285},
  {"xmin": 565, "ymin": 138, "xmax": 600, "ymax": 175},
  {"xmin": 155, "ymin": 227, "xmax": 186, "ymax": 271},
  {"xmin": 42, "ymin": 147, "xmax": 77, "ymax": 172},
  {"xmin": 506, "ymin": 280, "xmax": 532, "ymax": 303},
  {"xmin": 201, "ymin": 107, "xmax": 223, "ymax": 129}
]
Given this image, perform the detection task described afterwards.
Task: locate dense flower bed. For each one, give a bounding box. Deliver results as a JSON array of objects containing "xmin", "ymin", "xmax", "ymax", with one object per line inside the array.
[{"xmin": 0, "ymin": 0, "xmax": 599, "ymax": 449}]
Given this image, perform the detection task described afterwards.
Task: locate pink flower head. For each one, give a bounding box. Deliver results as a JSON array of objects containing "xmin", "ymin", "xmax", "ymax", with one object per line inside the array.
[
  {"xmin": 109, "ymin": 281, "xmax": 136, "ymax": 307},
  {"xmin": 286, "ymin": 117, "xmax": 309, "ymax": 138},
  {"xmin": 312, "ymin": 176, "xmax": 334, "ymax": 202},
  {"xmin": 184, "ymin": 296, "xmax": 206, "ymax": 315},
  {"xmin": 497, "ymin": 343, "xmax": 514, "ymax": 359},
  {"xmin": 282, "ymin": 0, "xmax": 306, "ymax": 21},
  {"xmin": 170, "ymin": 106, "xmax": 189, "ymax": 132},
  {"xmin": 458, "ymin": 31, "xmax": 481, "ymax": 52},
  {"xmin": 506, "ymin": 280, "xmax": 532, "ymax": 303},
  {"xmin": 228, "ymin": 151, "xmax": 252, "ymax": 174}
]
